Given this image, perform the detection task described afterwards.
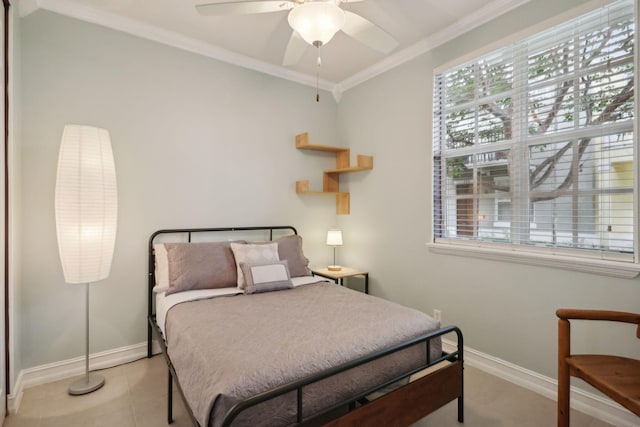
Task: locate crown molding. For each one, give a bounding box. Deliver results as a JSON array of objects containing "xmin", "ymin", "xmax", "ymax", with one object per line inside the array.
[
  {"xmin": 31, "ymin": 0, "xmax": 336, "ymax": 93},
  {"xmin": 18, "ymin": 0, "xmax": 40, "ymax": 17},
  {"xmin": 28, "ymin": 0, "xmax": 530, "ymax": 102},
  {"xmin": 337, "ymin": 0, "xmax": 530, "ymax": 92}
]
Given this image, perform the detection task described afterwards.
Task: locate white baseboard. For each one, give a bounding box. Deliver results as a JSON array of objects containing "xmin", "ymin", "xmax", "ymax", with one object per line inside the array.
[
  {"xmin": 8, "ymin": 340, "xmax": 162, "ymax": 414},
  {"xmin": 7, "ymin": 338, "xmax": 637, "ymax": 426},
  {"xmin": 443, "ymin": 339, "xmax": 639, "ymax": 427}
]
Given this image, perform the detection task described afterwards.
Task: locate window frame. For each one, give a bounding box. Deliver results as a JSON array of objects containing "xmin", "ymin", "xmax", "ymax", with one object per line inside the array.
[{"xmin": 428, "ymin": 0, "xmax": 640, "ymax": 278}]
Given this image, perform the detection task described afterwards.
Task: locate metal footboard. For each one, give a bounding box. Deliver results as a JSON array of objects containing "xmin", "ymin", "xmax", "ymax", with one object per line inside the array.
[
  {"xmin": 220, "ymin": 325, "xmax": 463, "ymax": 427},
  {"xmin": 149, "ymin": 314, "xmax": 463, "ymax": 427}
]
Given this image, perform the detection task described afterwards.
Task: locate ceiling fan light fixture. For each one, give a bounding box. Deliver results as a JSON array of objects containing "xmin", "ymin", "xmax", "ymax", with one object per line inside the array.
[{"xmin": 288, "ymin": 2, "xmax": 345, "ymax": 47}]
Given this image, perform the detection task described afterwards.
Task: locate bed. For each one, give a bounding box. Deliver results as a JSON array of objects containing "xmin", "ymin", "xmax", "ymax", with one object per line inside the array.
[{"xmin": 147, "ymin": 226, "xmax": 464, "ymax": 426}]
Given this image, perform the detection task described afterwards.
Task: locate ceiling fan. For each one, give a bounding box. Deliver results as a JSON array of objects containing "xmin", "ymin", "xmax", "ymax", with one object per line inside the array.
[{"xmin": 195, "ymin": 0, "xmax": 398, "ymax": 67}]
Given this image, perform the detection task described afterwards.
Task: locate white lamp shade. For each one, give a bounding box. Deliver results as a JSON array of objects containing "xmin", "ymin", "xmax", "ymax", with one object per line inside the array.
[
  {"xmin": 55, "ymin": 125, "xmax": 118, "ymax": 284},
  {"xmin": 326, "ymin": 229, "xmax": 343, "ymax": 246},
  {"xmin": 288, "ymin": 2, "xmax": 345, "ymax": 46}
]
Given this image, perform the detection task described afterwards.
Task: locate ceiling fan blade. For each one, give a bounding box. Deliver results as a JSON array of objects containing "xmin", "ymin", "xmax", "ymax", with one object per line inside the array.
[
  {"xmin": 282, "ymin": 31, "xmax": 308, "ymax": 66},
  {"xmin": 196, "ymin": 1, "xmax": 293, "ymax": 16},
  {"xmin": 342, "ymin": 10, "xmax": 398, "ymax": 54}
]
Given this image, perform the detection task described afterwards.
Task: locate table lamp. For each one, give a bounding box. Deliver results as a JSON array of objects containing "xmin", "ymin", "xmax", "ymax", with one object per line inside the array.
[{"xmin": 326, "ymin": 229, "xmax": 343, "ymax": 271}]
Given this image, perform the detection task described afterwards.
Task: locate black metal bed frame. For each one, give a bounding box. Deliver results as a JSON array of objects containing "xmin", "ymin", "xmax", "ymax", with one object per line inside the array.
[{"xmin": 147, "ymin": 226, "xmax": 464, "ymax": 427}]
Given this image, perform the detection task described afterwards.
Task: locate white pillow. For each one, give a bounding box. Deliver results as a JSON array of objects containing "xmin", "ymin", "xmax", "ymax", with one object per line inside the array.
[
  {"xmin": 230, "ymin": 242, "xmax": 279, "ymax": 289},
  {"xmin": 153, "ymin": 243, "xmax": 170, "ymax": 293}
]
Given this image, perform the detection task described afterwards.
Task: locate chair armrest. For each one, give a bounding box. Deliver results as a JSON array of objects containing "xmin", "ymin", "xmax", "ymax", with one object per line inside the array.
[{"xmin": 556, "ymin": 309, "xmax": 640, "ymax": 338}]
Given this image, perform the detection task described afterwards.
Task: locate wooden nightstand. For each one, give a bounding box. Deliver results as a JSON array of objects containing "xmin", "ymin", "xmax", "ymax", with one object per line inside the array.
[{"xmin": 311, "ymin": 267, "xmax": 369, "ymax": 294}]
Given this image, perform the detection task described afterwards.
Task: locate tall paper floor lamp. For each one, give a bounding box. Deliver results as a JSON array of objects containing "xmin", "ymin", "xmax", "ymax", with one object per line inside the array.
[{"xmin": 55, "ymin": 125, "xmax": 117, "ymax": 395}]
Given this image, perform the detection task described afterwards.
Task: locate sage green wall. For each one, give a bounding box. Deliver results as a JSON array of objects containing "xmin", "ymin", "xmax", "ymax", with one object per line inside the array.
[
  {"xmin": 15, "ymin": 0, "xmax": 640, "ymax": 394},
  {"xmin": 337, "ymin": 0, "xmax": 640, "ymax": 381},
  {"xmin": 18, "ymin": 10, "xmax": 341, "ymax": 371}
]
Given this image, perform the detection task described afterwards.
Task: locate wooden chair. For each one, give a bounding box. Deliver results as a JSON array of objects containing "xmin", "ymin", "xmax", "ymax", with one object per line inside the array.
[{"xmin": 557, "ymin": 309, "xmax": 640, "ymax": 427}]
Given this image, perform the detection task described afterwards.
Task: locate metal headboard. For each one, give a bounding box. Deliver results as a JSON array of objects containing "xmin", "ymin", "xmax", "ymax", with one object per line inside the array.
[{"xmin": 147, "ymin": 225, "xmax": 298, "ymax": 355}]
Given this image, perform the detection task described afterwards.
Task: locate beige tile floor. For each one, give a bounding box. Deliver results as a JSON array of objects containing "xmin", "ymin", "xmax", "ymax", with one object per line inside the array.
[{"xmin": 2, "ymin": 355, "xmax": 613, "ymax": 427}]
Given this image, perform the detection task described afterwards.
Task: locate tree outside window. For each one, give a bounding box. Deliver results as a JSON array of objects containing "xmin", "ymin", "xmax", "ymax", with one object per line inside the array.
[{"xmin": 433, "ymin": 0, "xmax": 635, "ymax": 259}]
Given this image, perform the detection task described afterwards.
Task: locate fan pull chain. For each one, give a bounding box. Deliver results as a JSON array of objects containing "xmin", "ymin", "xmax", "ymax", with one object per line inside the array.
[{"xmin": 314, "ymin": 41, "xmax": 322, "ymax": 102}]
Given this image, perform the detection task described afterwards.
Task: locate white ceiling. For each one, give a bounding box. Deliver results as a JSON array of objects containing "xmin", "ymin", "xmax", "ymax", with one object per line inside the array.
[{"xmin": 21, "ymin": 0, "xmax": 530, "ymax": 97}]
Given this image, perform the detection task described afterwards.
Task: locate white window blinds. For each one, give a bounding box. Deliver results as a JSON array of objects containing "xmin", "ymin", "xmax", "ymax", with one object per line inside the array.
[{"xmin": 433, "ymin": 0, "xmax": 636, "ymax": 262}]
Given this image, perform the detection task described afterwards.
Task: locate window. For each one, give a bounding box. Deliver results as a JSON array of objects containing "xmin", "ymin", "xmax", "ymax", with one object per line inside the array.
[{"xmin": 432, "ymin": 0, "xmax": 638, "ymax": 277}]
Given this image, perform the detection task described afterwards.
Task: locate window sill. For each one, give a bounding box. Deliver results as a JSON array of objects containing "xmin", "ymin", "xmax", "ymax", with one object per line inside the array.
[{"xmin": 427, "ymin": 241, "xmax": 640, "ymax": 279}]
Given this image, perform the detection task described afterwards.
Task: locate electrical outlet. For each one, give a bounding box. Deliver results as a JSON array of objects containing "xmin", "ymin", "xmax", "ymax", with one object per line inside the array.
[{"xmin": 433, "ymin": 309, "xmax": 442, "ymax": 322}]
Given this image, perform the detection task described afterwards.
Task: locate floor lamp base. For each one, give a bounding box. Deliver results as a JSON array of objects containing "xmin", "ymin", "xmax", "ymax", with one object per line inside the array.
[{"xmin": 68, "ymin": 373, "xmax": 105, "ymax": 395}]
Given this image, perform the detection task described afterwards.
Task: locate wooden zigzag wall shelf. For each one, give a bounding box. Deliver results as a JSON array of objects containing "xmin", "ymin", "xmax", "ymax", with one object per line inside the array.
[{"xmin": 295, "ymin": 132, "xmax": 373, "ymax": 215}]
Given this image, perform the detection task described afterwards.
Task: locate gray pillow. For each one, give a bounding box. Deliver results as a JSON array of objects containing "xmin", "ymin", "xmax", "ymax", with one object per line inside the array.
[
  {"xmin": 278, "ymin": 235, "xmax": 311, "ymax": 277},
  {"xmin": 165, "ymin": 241, "xmax": 240, "ymax": 295},
  {"xmin": 240, "ymin": 260, "xmax": 293, "ymax": 294}
]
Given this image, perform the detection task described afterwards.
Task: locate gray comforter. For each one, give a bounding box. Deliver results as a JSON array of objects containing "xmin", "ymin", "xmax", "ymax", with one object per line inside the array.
[{"xmin": 166, "ymin": 281, "xmax": 441, "ymax": 427}]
